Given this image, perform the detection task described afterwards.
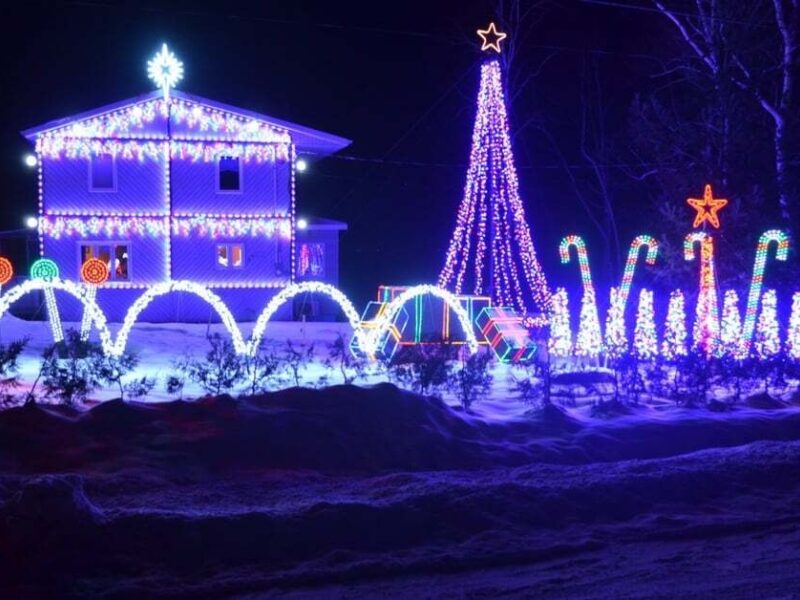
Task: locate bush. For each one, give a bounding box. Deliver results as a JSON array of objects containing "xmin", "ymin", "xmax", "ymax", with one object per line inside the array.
[
  {"xmin": 389, "ymin": 343, "xmax": 455, "ymax": 396},
  {"xmin": 92, "ymin": 351, "xmax": 139, "ymax": 399},
  {"xmin": 325, "ymin": 333, "xmax": 364, "ymax": 385},
  {"xmin": 241, "ymin": 342, "xmax": 280, "ymax": 396},
  {"xmin": 181, "ymin": 333, "xmax": 244, "ymax": 395},
  {"xmin": 124, "ymin": 376, "xmax": 156, "ymax": 400},
  {"xmin": 37, "ymin": 329, "xmax": 105, "ymax": 405},
  {"xmin": 451, "ymin": 349, "xmax": 493, "ymax": 409},
  {"xmin": 281, "ymin": 339, "xmax": 314, "ymax": 387},
  {"xmin": 0, "ymin": 337, "xmax": 28, "ymax": 403}
]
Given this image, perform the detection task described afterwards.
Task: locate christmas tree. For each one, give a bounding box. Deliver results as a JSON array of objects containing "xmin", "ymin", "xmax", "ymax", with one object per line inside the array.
[
  {"xmin": 788, "ymin": 292, "xmax": 800, "ymax": 361},
  {"xmin": 754, "ymin": 289, "xmax": 781, "ymax": 359},
  {"xmin": 604, "ymin": 287, "xmax": 628, "ymax": 359},
  {"xmin": 662, "ymin": 289, "xmax": 688, "ymax": 360},
  {"xmin": 633, "ymin": 289, "xmax": 658, "ymax": 360},
  {"xmin": 439, "ymin": 32, "xmax": 550, "ymax": 318},
  {"xmin": 719, "ymin": 289, "xmax": 744, "ymax": 359},
  {"xmin": 548, "ymin": 288, "xmax": 572, "ymax": 358}
]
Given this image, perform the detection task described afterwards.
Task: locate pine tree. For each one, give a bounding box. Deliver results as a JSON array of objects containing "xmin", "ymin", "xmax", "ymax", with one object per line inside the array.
[
  {"xmin": 662, "ymin": 289, "xmax": 688, "ymax": 360},
  {"xmin": 438, "ymin": 59, "xmax": 550, "ymax": 316},
  {"xmin": 633, "ymin": 289, "xmax": 658, "ymax": 360}
]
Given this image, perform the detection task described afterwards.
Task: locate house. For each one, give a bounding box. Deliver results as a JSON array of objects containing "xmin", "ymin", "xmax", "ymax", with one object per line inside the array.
[{"xmin": 21, "ymin": 51, "xmax": 350, "ymax": 323}]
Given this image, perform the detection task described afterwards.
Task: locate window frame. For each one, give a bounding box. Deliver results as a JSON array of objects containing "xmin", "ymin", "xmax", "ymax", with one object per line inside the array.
[
  {"xmin": 216, "ymin": 243, "xmax": 245, "ymax": 270},
  {"xmin": 88, "ymin": 153, "xmax": 118, "ymax": 193},
  {"xmin": 77, "ymin": 241, "xmax": 131, "ymax": 282},
  {"xmin": 216, "ymin": 155, "xmax": 243, "ymax": 194}
]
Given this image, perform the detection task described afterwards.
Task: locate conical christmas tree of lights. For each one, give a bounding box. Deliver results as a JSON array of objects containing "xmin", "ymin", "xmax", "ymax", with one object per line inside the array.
[
  {"xmin": 604, "ymin": 287, "xmax": 628, "ymax": 359},
  {"xmin": 548, "ymin": 288, "xmax": 572, "ymax": 357},
  {"xmin": 439, "ymin": 27, "xmax": 550, "ymax": 317},
  {"xmin": 787, "ymin": 292, "xmax": 800, "ymax": 361},
  {"xmin": 754, "ymin": 289, "xmax": 781, "ymax": 359},
  {"xmin": 633, "ymin": 289, "xmax": 658, "ymax": 360},
  {"xmin": 662, "ymin": 289, "xmax": 688, "ymax": 360},
  {"xmin": 719, "ymin": 290, "xmax": 744, "ymax": 359}
]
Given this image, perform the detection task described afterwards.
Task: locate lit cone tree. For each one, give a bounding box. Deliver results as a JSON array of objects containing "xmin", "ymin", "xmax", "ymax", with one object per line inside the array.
[
  {"xmin": 548, "ymin": 288, "xmax": 572, "ymax": 358},
  {"xmin": 604, "ymin": 287, "xmax": 628, "ymax": 359},
  {"xmin": 754, "ymin": 289, "xmax": 781, "ymax": 360},
  {"xmin": 633, "ymin": 289, "xmax": 658, "ymax": 360},
  {"xmin": 575, "ymin": 289, "xmax": 603, "ymax": 358},
  {"xmin": 719, "ymin": 289, "xmax": 744, "ymax": 359},
  {"xmin": 439, "ymin": 36, "xmax": 550, "ymax": 318},
  {"xmin": 662, "ymin": 289, "xmax": 688, "ymax": 360},
  {"xmin": 788, "ymin": 292, "xmax": 800, "ymax": 361}
]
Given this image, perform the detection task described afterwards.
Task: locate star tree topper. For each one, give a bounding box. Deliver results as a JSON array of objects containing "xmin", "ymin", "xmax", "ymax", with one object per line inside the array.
[
  {"xmin": 147, "ymin": 43, "xmax": 184, "ymax": 100},
  {"xmin": 477, "ymin": 22, "xmax": 507, "ymax": 53},
  {"xmin": 687, "ymin": 184, "xmax": 728, "ymax": 229}
]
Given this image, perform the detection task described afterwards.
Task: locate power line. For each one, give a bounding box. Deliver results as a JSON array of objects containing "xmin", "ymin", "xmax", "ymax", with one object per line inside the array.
[{"xmin": 579, "ymin": 0, "xmax": 773, "ymax": 28}]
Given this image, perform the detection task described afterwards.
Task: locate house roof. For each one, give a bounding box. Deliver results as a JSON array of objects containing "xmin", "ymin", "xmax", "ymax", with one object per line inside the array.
[{"xmin": 21, "ymin": 89, "xmax": 351, "ymax": 157}]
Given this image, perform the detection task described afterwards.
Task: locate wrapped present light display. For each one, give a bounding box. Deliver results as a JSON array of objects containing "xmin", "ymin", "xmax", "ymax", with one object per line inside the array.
[
  {"xmin": 377, "ymin": 285, "xmax": 489, "ymax": 345},
  {"xmin": 350, "ymin": 301, "xmax": 409, "ymax": 361},
  {"xmin": 475, "ymin": 306, "xmax": 537, "ymax": 364}
]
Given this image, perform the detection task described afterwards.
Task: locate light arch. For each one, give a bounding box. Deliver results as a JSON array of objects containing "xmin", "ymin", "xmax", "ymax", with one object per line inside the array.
[
  {"xmin": 109, "ymin": 280, "xmax": 247, "ymax": 357},
  {"xmin": 370, "ymin": 284, "xmax": 480, "ymax": 356},
  {"xmin": 247, "ymin": 281, "xmax": 367, "ymax": 356}
]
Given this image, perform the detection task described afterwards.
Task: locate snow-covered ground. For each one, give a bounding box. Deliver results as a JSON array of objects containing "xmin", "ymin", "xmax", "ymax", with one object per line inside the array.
[{"xmin": 1, "ymin": 315, "xmax": 800, "ymax": 598}]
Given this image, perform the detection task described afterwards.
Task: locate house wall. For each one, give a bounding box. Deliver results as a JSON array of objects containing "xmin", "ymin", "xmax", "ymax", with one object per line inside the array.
[
  {"xmin": 42, "ymin": 228, "xmax": 167, "ymax": 284},
  {"xmin": 170, "ymin": 157, "xmax": 290, "ymax": 214},
  {"xmin": 42, "ymin": 155, "xmax": 166, "ymax": 214},
  {"xmin": 170, "ymin": 233, "xmax": 290, "ymax": 285}
]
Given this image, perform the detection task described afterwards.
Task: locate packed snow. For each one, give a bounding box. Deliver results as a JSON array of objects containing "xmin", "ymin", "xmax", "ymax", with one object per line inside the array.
[{"xmin": 1, "ymin": 315, "xmax": 799, "ymax": 598}]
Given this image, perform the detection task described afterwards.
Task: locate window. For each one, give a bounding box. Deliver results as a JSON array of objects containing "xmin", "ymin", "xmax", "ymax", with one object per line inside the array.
[
  {"xmin": 218, "ymin": 156, "xmax": 241, "ymax": 192},
  {"xmin": 89, "ymin": 154, "xmax": 116, "ymax": 191},
  {"xmin": 297, "ymin": 243, "xmax": 325, "ymax": 278},
  {"xmin": 80, "ymin": 243, "xmax": 129, "ymax": 281},
  {"xmin": 217, "ymin": 243, "xmax": 244, "ymax": 268}
]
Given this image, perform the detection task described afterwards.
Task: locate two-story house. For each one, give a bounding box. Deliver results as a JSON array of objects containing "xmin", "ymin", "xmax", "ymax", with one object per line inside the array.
[{"xmin": 22, "ymin": 83, "xmax": 349, "ymax": 322}]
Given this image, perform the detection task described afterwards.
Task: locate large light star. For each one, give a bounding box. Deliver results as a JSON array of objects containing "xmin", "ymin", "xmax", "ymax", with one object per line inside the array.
[
  {"xmin": 477, "ymin": 22, "xmax": 507, "ymax": 53},
  {"xmin": 147, "ymin": 43, "xmax": 184, "ymax": 99},
  {"xmin": 687, "ymin": 184, "xmax": 728, "ymax": 229}
]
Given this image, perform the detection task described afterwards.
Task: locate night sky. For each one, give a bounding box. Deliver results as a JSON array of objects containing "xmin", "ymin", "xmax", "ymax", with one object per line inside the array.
[{"xmin": 1, "ymin": 1, "xmax": 670, "ymax": 305}]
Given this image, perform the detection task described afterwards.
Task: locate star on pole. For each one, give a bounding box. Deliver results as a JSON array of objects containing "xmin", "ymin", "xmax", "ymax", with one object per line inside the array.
[
  {"xmin": 147, "ymin": 43, "xmax": 184, "ymax": 100},
  {"xmin": 687, "ymin": 184, "xmax": 728, "ymax": 229},
  {"xmin": 477, "ymin": 22, "xmax": 507, "ymax": 53}
]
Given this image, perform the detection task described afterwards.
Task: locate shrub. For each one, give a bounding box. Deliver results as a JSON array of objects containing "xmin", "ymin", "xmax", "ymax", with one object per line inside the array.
[
  {"xmin": 389, "ymin": 343, "xmax": 455, "ymax": 396},
  {"xmin": 325, "ymin": 333, "xmax": 364, "ymax": 385},
  {"xmin": 124, "ymin": 376, "xmax": 156, "ymax": 400},
  {"xmin": 451, "ymin": 349, "xmax": 493, "ymax": 409},
  {"xmin": 0, "ymin": 337, "xmax": 28, "ymax": 403},
  {"xmin": 182, "ymin": 333, "xmax": 244, "ymax": 396},
  {"xmin": 241, "ymin": 342, "xmax": 280, "ymax": 396},
  {"xmin": 91, "ymin": 351, "xmax": 139, "ymax": 399},
  {"xmin": 281, "ymin": 339, "xmax": 314, "ymax": 387},
  {"xmin": 38, "ymin": 329, "xmax": 104, "ymax": 405}
]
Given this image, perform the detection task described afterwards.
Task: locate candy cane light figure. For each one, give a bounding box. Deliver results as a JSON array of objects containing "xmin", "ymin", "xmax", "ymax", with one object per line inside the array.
[
  {"xmin": 30, "ymin": 258, "xmax": 64, "ymax": 343},
  {"xmin": 0, "ymin": 257, "xmax": 13, "ymax": 297},
  {"xmin": 684, "ymin": 232, "xmax": 719, "ymax": 356},
  {"xmin": 79, "ymin": 258, "xmax": 109, "ymax": 341}
]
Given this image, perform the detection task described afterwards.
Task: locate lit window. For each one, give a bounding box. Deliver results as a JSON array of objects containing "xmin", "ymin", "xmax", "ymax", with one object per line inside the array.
[
  {"xmin": 90, "ymin": 154, "xmax": 116, "ymax": 191},
  {"xmin": 218, "ymin": 156, "xmax": 241, "ymax": 192},
  {"xmin": 217, "ymin": 243, "xmax": 244, "ymax": 268},
  {"xmin": 79, "ymin": 243, "xmax": 129, "ymax": 281},
  {"xmin": 297, "ymin": 243, "xmax": 325, "ymax": 277}
]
